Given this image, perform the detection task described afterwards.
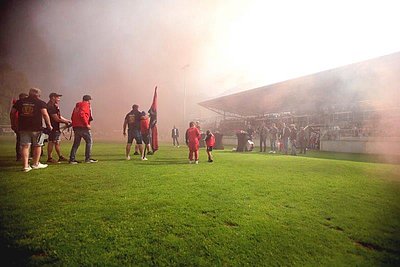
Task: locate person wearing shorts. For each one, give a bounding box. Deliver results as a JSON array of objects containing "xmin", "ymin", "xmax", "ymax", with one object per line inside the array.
[
  {"xmin": 205, "ymin": 130, "xmax": 215, "ymax": 162},
  {"xmin": 123, "ymin": 104, "xmax": 144, "ymax": 160},
  {"xmin": 140, "ymin": 111, "xmax": 151, "ymax": 160},
  {"xmin": 10, "ymin": 88, "xmax": 52, "ymax": 172},
  {"xmin": 10, "ymin": 92, "xmax": 28, "ymax": 161},
  {"xmin": 46, "ymin": 92, "xmax": 71, "ymax": 163}
]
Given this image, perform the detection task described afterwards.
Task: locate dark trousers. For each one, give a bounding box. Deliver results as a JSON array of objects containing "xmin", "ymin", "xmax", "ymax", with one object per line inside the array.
[
  {"xmin": 299, "ymin": 140, "xmax": 306, "ymax": 154},
  {"xmin": 172, "ymin": 136, "xmax": 179, "ymax": 146},
  {"xmin": 259, "ymin": 137, "xmax": 267, "ymax": 152},
  {"xmin": 270, "ymin": 138, "xmax": 277, "ymax": 151},
  {"xmin": 15, "ymin": 132, "xmax": 21, "ymax": 160},
  {"xmin": 69, "ymin": 128, "xmax": 93, "ymax": 161}
]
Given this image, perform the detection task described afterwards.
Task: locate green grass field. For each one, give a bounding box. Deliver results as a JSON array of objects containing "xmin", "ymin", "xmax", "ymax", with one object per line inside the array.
[{"xmin": 0, "ymin": 137, "xmax": 399, "ymax": 266}]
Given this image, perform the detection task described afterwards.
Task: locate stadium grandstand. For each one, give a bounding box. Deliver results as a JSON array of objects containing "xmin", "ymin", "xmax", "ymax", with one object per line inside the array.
[{"xmin": 199, "ymin": 52, "xmax": 400, "ymax": 155}]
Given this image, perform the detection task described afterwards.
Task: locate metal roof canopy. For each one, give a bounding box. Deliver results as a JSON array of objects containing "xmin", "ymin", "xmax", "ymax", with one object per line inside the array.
[{"xmin": 199, "ymin": 52, "xmax": 400, "ymax": 117}]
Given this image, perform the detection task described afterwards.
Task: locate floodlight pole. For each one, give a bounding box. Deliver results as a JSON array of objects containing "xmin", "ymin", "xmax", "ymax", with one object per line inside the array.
[{"xmin": 182, "ymin": 64, "xmax": 190, "ymax": 127}]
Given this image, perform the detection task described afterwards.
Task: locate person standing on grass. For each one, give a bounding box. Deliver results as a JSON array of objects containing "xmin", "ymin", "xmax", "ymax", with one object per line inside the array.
[
  {"xmin": 282, "ymin": 122, "xmax": 291, "ymax": 154},
  {"xmin": 258, "ymin": 121, "xmax": 268, "ymax": 152},
  {"xmin": 10, "ymin": 92, "xmax": 28, "ymax": 161},
  {"xmin": 123, "ymin": 104, "xmax": 144, "ymax": 160},
  {"xmin": 46, "ymin": 92, "xmax": 71, "ymax": 163},
  {"xmin": 69, "ymin": 95, "xmax": 98, "ymax": 164},
  {"xmin": 185, "ymin": 121, "xmax": 201, "ymax": 164},
  {"xmin": 204, "ymin": 130, "xmax": 215, "ymax": 162},
  {"xmin": 140, "ymin": 111, "xmax": 151, "ymax": 160},
  {"xmin": 298, "ymin": 127, "xmax": 307, "ymax": 154},
  {"xmin": 289, "ymin": 124, "xmax": 298, "ymax": 156},
  {"xmin": 10, "ymin": 88, "xmax": 52, "ymax": 172},
  {"xmin": 269, "ymin": 122, "xmax": 278, "ymax": 153},
  {"xmin": 171, "ymin": 125, "xmax": 180, "ymax": 147},
  {"xmin": 246, "ymin": 123, "xmax": 255, "ymax": 141}
]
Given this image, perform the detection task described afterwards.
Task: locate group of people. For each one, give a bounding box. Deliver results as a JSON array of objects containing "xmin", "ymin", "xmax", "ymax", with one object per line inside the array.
[
  {"xmin": 242, "ymin": 122, "xmax": 316, "ymax": 155},
  {"xmin": 184, "ymin": 122, "xmax": 215, "ymax": 163},
  {"xmin": 123, "ymin": 104, "xmax": 153, "ymax": 160},
  {"xmin": 10, "ymin": 88, "xmax": 97, "ymax": 172},
  {"xmin": 9, "ymin": 87, "xmax": 215, "ymax": 173}
]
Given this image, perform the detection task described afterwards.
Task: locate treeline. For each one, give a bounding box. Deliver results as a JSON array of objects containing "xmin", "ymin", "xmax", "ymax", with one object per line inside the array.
[{"xmin": 0, "ymin": 63, "xmax": 29, "ymax": 124}]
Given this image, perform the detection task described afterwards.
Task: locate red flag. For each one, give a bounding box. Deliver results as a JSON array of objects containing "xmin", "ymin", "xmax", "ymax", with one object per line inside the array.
[{"xmin": 149, "ymin": 86, "xmax": 158, "ymax": 152}]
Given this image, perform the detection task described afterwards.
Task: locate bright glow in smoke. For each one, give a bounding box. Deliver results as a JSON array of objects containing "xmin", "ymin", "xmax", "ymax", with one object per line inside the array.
[
  {"xmin": 200, "ymin": 0, "xmax": 400, "ymax": 93},
  {"xmin": 2, "ymin": 0, "xmax": 400, "ymax": 136}
]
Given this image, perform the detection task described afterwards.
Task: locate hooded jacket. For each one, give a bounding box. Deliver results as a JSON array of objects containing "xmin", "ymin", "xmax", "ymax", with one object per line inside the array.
[{"xmin": 71, "ymin": 101, "xmax": 92, "ymax": 128}]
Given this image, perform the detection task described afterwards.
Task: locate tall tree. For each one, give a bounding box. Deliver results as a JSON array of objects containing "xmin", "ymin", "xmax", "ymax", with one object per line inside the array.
[{"xmin": 0, "ymin": 63, "xmax": 30, "ymax": 124}]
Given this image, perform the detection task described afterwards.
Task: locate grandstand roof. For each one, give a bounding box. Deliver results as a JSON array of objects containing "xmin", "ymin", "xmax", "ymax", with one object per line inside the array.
[{"xmin": 199, "ymin": 52, "xmax": 400, "ymax": 117}]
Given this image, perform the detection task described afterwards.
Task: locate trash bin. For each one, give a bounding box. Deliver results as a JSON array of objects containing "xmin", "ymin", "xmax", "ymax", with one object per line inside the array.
[{"xmin": 214, "ymin": 132, "xmax": 224, "ymax": 149}]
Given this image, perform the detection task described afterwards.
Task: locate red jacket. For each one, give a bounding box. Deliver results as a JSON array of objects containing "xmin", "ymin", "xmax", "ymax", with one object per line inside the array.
[
  {"xmin": 205, "ymin": 133, "xmax": 215, "ymax": 147},
  {"xmin": 71, "ymin": 101, "xmax": 91, "ymax": 128},
  {"xmin": 140, "ymin": 116, "xmax": 150, "ymax": 135},
  {"xmin": 186, "ymin": 126, "xmax": 201, "ymax": 146}
]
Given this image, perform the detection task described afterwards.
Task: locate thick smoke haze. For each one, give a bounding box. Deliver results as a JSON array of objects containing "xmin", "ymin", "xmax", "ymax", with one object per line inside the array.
[
  {"xmin": 1, "ymin": 0, "xmax": 218, "ymax": 138},
  {"xmin": 1, "ymin": 0, "xmax": 400, "ymax": 140}
]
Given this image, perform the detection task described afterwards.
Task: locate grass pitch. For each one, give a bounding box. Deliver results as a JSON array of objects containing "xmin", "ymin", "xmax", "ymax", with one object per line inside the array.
[{"xmin": 0, "ymin": 137, "xmax": 399, "ymax": 266}]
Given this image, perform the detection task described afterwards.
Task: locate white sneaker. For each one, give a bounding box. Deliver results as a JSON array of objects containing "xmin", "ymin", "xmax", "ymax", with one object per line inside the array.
[
  {"xmin": 177, "ymin": 146, "xmax": 180, "ymax": 148},
  {"xmin": 23, "ymin": 166, "xmax": 32, "ymax": 172},
  {"xmin": 142, "ymin": 157, "xmax": 148, "ymax": 161},
  {"xmin": 273, "ymin": 151, "xmax": 276, "ymax": 154},
  {"xmin": 31, "ymin": 162, "xmax": 48, "ymax": 169},
  {"xmin": 189, "ymin": 160, "xmax": 193, "ymax": 164},
  {"xmin": 126, "ymin": 155, "xmax": 131, "ymax": 160},
  {"xmin": 195, "ymin": 161, "xmax": 199, "ymax": 164}
]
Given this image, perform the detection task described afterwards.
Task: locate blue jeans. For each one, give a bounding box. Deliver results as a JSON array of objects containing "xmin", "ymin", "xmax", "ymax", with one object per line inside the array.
[
  {"xmin": 283, "ymin": 137, "xmax": 289, "ymax": 154},
  {"xmin": 69, "ymin": 128, "xmax": 92, "ymax": 161},
  {"xmin": 270, "ymin": 138, "xmax": 276, "ymax": 151}
]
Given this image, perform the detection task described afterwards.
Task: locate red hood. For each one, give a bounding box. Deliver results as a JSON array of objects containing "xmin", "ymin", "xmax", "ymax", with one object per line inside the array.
[{"xmin": 71, "ymin": 101, "xmax": 91, "ymax": 128}]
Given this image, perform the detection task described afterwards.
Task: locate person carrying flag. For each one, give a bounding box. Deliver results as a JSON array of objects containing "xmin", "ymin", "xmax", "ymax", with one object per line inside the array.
[{"xmin": 148, "ymin": 86, "xmax": 158, "ymax": 153}]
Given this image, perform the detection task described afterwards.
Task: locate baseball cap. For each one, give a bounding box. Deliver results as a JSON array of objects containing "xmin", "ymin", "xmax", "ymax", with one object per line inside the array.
[
  {"xmin": 49, "ymin": 92, "xmax": 62, "ymax": 98},
  {"xmin": 83, "ymin": 95, "xmax": 92, "ymax": 101}
]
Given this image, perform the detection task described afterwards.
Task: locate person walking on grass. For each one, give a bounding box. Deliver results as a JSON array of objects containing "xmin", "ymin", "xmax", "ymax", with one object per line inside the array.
[
  {"xmin": 185, "ymin": 121, "xmax": 201, "ymax": 164},
  {"xmin": 46, "ymin": 92, "xmax": 71, "ymax": 163},
  {"xmin": 10, "ymin": 88, "xmax": 52, "ymax": 172},
  {"xmin": 205, "ymin": 129, "xmax": 215, "ymax": 162},
  {"xmin": 123, "ymin": 104, "xmax": 144, "ymax": 160},
  {"xmin": 69, "ymin": 95, "xmax": 98, "ymax": 164}
]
